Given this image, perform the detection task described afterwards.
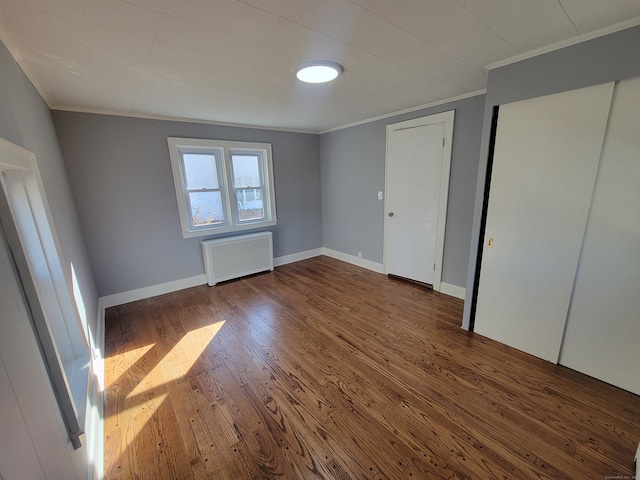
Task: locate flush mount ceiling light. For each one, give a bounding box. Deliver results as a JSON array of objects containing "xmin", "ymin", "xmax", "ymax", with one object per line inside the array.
[{"xmin": 295, "ymin": 61, "xmax": 343, "ymax": 83}]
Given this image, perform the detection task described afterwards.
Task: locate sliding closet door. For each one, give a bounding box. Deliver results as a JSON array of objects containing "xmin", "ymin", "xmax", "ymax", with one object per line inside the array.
[
  {"xmin": 474, "ymin": 83, "xmax": 614, "ymax": 362},
  {"xmin": 560, "ymin": 77, "xmax": 640, "ymax": 395}
]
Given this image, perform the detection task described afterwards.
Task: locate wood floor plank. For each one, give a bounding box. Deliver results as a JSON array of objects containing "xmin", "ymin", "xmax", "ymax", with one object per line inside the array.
[{"xmin": 104, "ymin": 256, "xmax": 640, "ymax": 479}]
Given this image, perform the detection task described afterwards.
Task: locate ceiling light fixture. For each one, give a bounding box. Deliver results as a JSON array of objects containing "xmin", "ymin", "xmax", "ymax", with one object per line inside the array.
[{"xmin": 295, "ymin": 61, "xmax": 343, "ymax": 83}]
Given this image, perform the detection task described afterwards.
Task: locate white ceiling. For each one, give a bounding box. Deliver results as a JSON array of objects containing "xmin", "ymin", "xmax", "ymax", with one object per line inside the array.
[{"xmin": 1, "ymin": 0, "xmax": 640, "ymax": 132}]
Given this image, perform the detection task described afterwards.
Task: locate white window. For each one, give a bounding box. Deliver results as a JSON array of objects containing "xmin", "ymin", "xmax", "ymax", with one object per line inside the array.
[{"xmin": 168, "ymin": 138, "xmax": 277, "ymax": 238}]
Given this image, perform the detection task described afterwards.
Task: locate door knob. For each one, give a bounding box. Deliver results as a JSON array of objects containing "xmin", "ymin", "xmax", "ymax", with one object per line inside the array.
[{"xmin": 388, "ymin": 212, "xmax": 394, "ymax": 217}]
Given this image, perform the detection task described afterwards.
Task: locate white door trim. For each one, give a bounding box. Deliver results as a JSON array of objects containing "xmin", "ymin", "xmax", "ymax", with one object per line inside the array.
[
  {"xmin": 383, "ymin": 110, "xmax": 455, "ymax": 292},
  {"xmin": 0, "ymin": 137, "xmax": 87, "ymax": 448}
]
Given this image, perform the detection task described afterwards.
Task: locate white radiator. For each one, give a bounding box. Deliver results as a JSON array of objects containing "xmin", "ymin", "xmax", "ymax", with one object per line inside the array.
[{"xmin": 201, "ymin": 232, "xmax": 273, "ymax": 286}]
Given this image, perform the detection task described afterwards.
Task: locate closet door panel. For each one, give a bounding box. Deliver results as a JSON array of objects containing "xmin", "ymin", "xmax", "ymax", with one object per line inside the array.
[
  {"xmin": 560, "ymin": 76, "xmax": 640, "ymax": 395},
  {"xmin": 474, "ymin": 83, "xmax": 614, "ymax": 362}
]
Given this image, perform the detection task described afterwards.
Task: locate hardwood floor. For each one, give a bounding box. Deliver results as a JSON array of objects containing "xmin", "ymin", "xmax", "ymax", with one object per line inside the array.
[{"xmin": 104, "ymin": 256, "xmax": 640, "ymax": 479}]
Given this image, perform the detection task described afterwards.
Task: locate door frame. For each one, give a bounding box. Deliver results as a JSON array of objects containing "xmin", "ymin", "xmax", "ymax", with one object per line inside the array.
[{"xmin": 383, "ymin": 110, "xmax": 455, "ymax": 292}]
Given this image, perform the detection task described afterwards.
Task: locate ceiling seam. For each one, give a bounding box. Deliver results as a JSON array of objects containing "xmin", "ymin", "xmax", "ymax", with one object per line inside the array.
[
  {"xmin": 557, "ymin": 0, "xmax": 580, "ymax": 35},
  {"xmin": 119, "ymin": 0, "xmax": 166, "ymax": 15},
  {"xmin": 345, "ymin": 0, "xmax": 486, "ymax": 75},
  {"xmin": 130, "ymin": 2, "xmax": 166, "ymax": 115},
  {"xmin": 154, "ymin": 9, "xmax": 473, "ymax": 99},
  {"xmin": 157, "ymin": 10, "xmax": 304, "ymax": 71},
  {"xmin": 4, "ymin": 1, "xmax": 416, "ymax": 108},
  {"xmin": 83, "ymin": 1, "xmax": 98, "ymax": 111},
  {"xmin": 0, "ymin": 4, "xmax": 57, "ymax": 106},
  {"xmin": 453, "ymin": 0, "xmax": 520, "ymax": 53},
  {"xmin": 233, "ymin": 0, "xmax": 475, "ymax": 92}
]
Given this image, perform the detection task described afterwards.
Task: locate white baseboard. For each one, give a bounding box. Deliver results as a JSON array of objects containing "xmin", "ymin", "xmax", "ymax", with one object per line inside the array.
[
  {"xmin": 99, "ymin": 249, "xmax": 324, "ymax": 309},
  {"xmin": 274, "ymin": 248, "xmax": 323, "ymax": 267},
  {"xmin": 321, "ymin": 249, "xmax": 466, "ymax": 300},
  {"xmin": 98, "ymin": 250, "xmax": 459, "ymax": 309},
  {"xmin": 322, "ymin": 248, "xmax": 385, "ymax": 274},
  {"xmin": 439, "ymin": 282, "xmax": 466, "ymax": 300},
  {"xmin": 99, "ymin": 274, "xmax": 207, "ymax": 309}
]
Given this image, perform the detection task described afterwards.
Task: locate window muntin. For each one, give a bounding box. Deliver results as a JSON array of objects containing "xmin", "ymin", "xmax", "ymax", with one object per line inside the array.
[{"xmin": 168, "ymin": 138, "xmax": 276, "ymax": 237}]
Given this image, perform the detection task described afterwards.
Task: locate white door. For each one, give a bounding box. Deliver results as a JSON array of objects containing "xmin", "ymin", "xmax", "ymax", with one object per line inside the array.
[
  {"xmin": 474, "ymin": 83, "xmax": 614, "ymax": 362},
  {"xmin": 559, "ymin": 77, "xmax": 640, "ymax": 395},
  {"xmin": 384, "ymin": 112, "xmax": 454, "ymax": 289}
]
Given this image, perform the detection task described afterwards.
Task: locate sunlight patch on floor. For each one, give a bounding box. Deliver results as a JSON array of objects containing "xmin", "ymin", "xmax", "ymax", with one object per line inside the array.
[
  {"xmin": 110, "ymin": 343, "xmax": 155, "ymax": 396},
  {"xmin": 128, "ymin": 321, "xmax": 225, "ymax": 398},
  {"xmin": 107, "ymin": 322, "xmax": 226, "ymax": 473}
]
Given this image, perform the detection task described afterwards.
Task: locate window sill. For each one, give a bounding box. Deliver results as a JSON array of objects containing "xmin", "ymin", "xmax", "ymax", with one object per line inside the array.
[
  {"xmin": 181, "ymin": 219, "xmax": 277, "ymax": 239},
  {"xmin": 63, "ymin": 351, "xmax": 91, "ymax": 437}
]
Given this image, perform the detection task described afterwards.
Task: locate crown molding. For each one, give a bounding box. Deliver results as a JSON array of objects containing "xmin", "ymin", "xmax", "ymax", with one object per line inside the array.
[
  {"xmin": 319, "ymin": 90, "xmax": 486, "ymax": 134},
  {"xmin": 51, "ymin": 106, "xmax": 319, "ymax": 135},
  {"xmin": 486, "ymin": 18, "xmax": 640, "ymax": 71}
]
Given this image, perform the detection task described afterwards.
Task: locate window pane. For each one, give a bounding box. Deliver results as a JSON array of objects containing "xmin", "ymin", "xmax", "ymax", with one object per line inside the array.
[
  {"xmin": 231, "ymin": 155, "xmax": 261, "ymax": 188},
  {"xmin": 236, "ymin": 189, "xmax": 264, "ymax": 221},
  {"xmin": 189, "ymin": 191, "xmax": 225, "ymax": 226},
  {"xmin": 183, "ymin": 154, "xmax": 219, "ymax": 189}
]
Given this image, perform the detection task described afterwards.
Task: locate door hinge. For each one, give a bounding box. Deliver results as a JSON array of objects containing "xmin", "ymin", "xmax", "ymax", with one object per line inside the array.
[
  {"xmin": 442, "ymin": 137, "xmax": 445, "ymax": 147},
  {"xmin": 433, "ymin": 262, "xmax": 436, "ymax": 271}
]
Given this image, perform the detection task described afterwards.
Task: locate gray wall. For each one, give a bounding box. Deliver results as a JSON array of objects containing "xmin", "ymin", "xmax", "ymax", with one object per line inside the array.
[
  {"xmin": 463, "ymin": 25, "xmax": 640, "ymax": 328},
  {"xmin": 53, "ymin": 112, "xmax": 322, "ymax": 297},
  {"xmin": 0, "ymin": 40, "xmax": 97, "ymax": 477},
  {"xmin": 0, "ymin": 44, "xmax": 98, "ymax": 334},
  {"xmin": 320, "ymin": 94, "xmax": 485, "ymax": 288}
]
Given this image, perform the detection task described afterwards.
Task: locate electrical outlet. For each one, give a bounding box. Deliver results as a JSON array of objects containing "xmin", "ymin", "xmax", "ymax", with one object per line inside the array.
[
  {"xmin": 377, "ymin": 191, "xmax": 383, "ymax": 200},
  {"xmin": 358, "ymin": 252, "xmax": 363, "ymax": 259}
]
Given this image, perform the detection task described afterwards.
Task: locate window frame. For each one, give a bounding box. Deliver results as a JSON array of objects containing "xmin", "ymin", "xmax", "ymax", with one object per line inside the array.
[{"xmin": 168, "ymin": 138, "xmax": 277, "ymax": 238}]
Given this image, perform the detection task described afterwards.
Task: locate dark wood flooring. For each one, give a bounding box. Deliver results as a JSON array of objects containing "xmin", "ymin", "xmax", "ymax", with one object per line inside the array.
[{"xmin": 104, "ymin": 255, "xmax": 640, "ymax": 479}]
